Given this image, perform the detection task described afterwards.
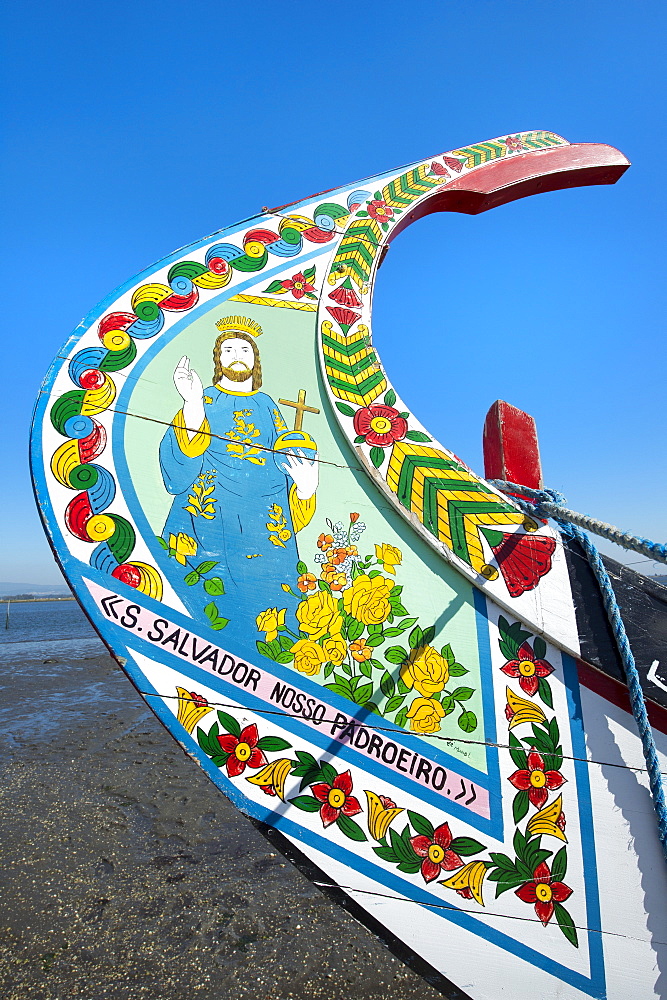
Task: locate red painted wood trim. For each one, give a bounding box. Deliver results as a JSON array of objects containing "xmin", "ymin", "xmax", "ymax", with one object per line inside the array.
[
  {"xmin": 483, "ymin": 400, "xmax": 543, "ymax": 490},
  {"xmin": 387, "ymin": 142, "xmax": 630, "ymax": 240},
  {"xmin": 577, "ymin": 658, "xmax": 667, "ymax": 735}
]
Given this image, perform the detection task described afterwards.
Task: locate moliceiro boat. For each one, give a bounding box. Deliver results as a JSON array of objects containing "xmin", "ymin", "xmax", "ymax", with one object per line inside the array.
[{"xmin": 31, "ymin": 131, "xmax": 667, "ymax": 999}]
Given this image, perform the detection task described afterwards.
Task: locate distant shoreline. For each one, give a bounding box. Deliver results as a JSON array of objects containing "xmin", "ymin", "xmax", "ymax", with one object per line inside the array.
[{"xmin": 3, "ymin": 596, "xmax": 74, "ymax": 604}]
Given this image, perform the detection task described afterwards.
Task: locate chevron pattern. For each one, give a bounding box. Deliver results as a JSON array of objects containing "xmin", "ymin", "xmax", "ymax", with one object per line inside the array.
[
  {"xmin": 321, "ymin": 321, "xmax": 386, "ymax": 406},
  {"xmin": 386, "ymin": 442, "xmax": 525, "ymax": 573},
  {"xmin": 381, "ymin": 164, "xmax": 444, "ymax": 209},
  {"xmin": 451, "ymin": 131, "xmax": 566, "ymax": 169},
  {"xmin": 330, "ymin": 218, "xmax": 382, "ymax": 287}
]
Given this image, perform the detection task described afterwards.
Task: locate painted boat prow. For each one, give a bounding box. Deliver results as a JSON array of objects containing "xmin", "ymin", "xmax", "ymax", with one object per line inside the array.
[{"xmin": 31, "ymin": 131, "xmax": 666, "ymax": 1000}]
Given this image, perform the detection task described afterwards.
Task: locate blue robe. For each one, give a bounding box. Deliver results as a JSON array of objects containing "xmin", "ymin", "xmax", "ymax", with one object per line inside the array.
[{"xmin": 159, "ymin": 385, "xmax": 311, "ymax": 643}]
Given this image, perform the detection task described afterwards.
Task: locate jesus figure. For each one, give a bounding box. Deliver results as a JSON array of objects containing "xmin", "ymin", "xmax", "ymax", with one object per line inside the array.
[{"xmin": 159, "ymin": 315, "xmax": 318, "ymax": 641}]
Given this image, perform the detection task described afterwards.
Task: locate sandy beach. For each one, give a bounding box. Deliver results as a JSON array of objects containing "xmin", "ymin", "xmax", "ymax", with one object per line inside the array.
[{"xmin": 0, "ymin": 644, "xmax": 448, "ymax": 1000}]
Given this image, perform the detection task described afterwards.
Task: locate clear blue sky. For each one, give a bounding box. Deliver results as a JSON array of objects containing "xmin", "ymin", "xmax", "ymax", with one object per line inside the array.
[{"xmin": 1, "ymin": 0, "xmax": 664, "ymax": 584}]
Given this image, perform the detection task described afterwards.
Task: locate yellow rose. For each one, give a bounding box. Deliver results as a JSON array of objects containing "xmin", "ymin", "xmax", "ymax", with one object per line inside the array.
[
  {"xmin": 406, "ymin": 697, "xmax": 446, "ymax": 734},
  {"xmin": 169, "ymin": 532, "xmax": 197, "ymax": 566},
  {"xmin": 292, "ymin": 639, "xmax": 328, "ymax": 676},
  {"xmin": 342, "ymin": 574, "xmax": 392, "ymax": 626},
  {"xmin": 401, "ymin": 645, "xmax": 449, "ymax": 697},
  {"xmin": 322, "ymin": 633, "xmax": 347, "ymax": 666},
  {"xmin": 256, "ymin": 607, "xmax": 287, "ymax": 643},
  {"xmin": 296, "ymin": 591, "xmax": 342, "ymax": 640},
  {"xmin": 374, "ymin": 543, "xmax": 402, "ymax": 575}
]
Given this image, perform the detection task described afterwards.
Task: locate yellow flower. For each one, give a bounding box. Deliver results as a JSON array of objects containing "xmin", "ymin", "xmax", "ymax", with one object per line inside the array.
[
  {"xmin": 406, "ymin": 697, "xmax": 446, "ymax": 734},
  {"xmin": 291, "ymin": 639, "xmax": 328, "ymax": 676},
  {"xmin": 349, "ymin": 638, "xmax": 372, "ymax": 662},
  {"xmin": 342, "ymin": 574, "xmax": 393, "ymax": 626},
  {"xmin": 505, "ymin": 686, "xmax": 547, "ymax": 730},
  {"xmin": 246, "ymin": 758, "xmax": 292, "ymax": 801},
  {"xmin": 401, "ymin": 645, "xmax": 449, "ymax": 698},
  {"xmin": 365, "ymin": 790, "xmax": 404, "ymax": 841},
  {"xmin": 169, "ymin": 532, "xmax": 197, "ymax": 566},
  {"xmin": 256, "ymin": 607, "xmax": 287, "ymax": 643},
  {"xmin": 526, "ymin": 794, "xmax": 567, "ymax": 843},
  {"xmin": 322, "ymin": 633, "xmax": 347, "ymax": 666},
  {"xmin": 296, "ymin": 591, "xmax": 342, "ymax": 640},
  {"xmin": 175, "ymin": 686, "xmax": 211, "ymax": 734},
  {"xmin": 374, "ymin": 543, "xmax": 402, "ymax": 575},
  {"xmin": 439, "ymin": 861, "xmax": 489, "ymax": 907}
]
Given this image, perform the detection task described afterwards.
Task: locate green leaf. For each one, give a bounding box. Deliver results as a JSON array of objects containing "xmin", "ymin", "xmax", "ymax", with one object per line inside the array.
[
  {"xmin": 384, "ymin": 388, "xmax": 397, "ymax": 407},
  {"xmin": 385, "ymin": 645, "xmax": 408, "ymax": 665},
  {"xmin": 205, "ymin": 602, "xmax": 220, "ymax": 623},
  {"xmin": 365, "ymin": 634, "xmax": 385, "ymax": 648},
  {"xmin": 359, "ymin": 660, "xmax": 372, "ymax": 678},
  {"xmin": 554, "ymin": 903, "xmax": 578, "ymax": 947},
  {"xmin": 184, "ymin": 571, "xmax": 200, "ymax": 586},
  {"xmin": 440, "ymin": 644, "xmax": 455, "ymax": 665},
  {"xmin": 275, "ymin": 651, "xmax": 295, "ymax": 663},
  {"xmin": 397, "ymin": 675, "xmax": 411, "ymax": 695},
  {"xmin": 370, "ymin": 446, "xmax": 386, "ymax": 468},
  {"xmin": 551, "ymin": 846, "xmax": 568, "ymax": 883},
  {"xmin": 196, "ymin": 560, "xmax": 218, "ymax": 574},
  {"xmin": 156, "ymin": 535, "xmax": 168, "ymax": 549},
  {"xmin": 397, "ymin": 860, "xmax": 423, "ymax": 874},
  {"xmin": 279, "ymin": 634, "xmax": 293, "ymax": 650},
  {"xmin": 537, "ymin": 677, "xmax": 553, "ymax": 709},
  {"xmin": 335, "ymin": 401, "xmax": 355, "ymax": 417},
  {"xmin": 458, "ymin": 711, "xmax": 477, "ymax": 732},
  {"xmin": 289, "ymin": 795, "xmax": 322, "ymax": 813},
  {"xmin": 324, "ymin": 660, "xmax": 335, "ymax": 678},
  {"xmin": 449, "ymin": 662, "xmax": 468, "ymax": 676},
  {"xmin": 217, "ymin": 711, "xmax": 241, "ymax": 738},
  {"xmin": 209, "ymin": 754, "xmax": 229, "ymax": 768},
  {"xmin": 346, "ymin": 619, "xmax": 364, "ymax": 642},
  {"xmin": 408, "ymin": 625, "xmax": 423, "ymax": 649},
  {"xmin": 449, "ymin": 837, "xmax": 485, "ymax": 856},
  {"xmin": 405, "ymin": 430, "xmax": 431, "ymax": 442},
  {"xmin": 303, "ymin": 265, "xmax": 316, "ymax": 282},
  {"xmin": 533, "ymin": 636, "xmax": 547, "ymax": 660},
  {"xmin": 209, "ymin": 617, "xmax": 229, "ymax": 631},
  {"xmin": 389, "ymin": 826, "xmax": 419, "ymax": 864},
  {"xmin": 354, "ymin": 434, "xmax": 366, "ymax": 444},
  {"xmin": 319, "ymin": 761, "xmax": 337, "ymax": 786},
  {"xmin": 336, "ymin": 814, "xmax": 367, "ymax": 842},
  {"xmin": 355, "ymin": 682, "xmax": 373, "ymax": 705},
  {"xmin": 440, "ymin": 696, "xmax": 455, "ymax": 715},
  {"xmin": 317, "ymin": 579, "xmax": 332, "ymax": 593},
  {"xmin": 509, "ymin": 733, "xmax": 528, "ymax": 770},
  {"xmin": 256, "ymin": 640, "xmax": 277, "ymax": 660},
  {"xmin": 204, "ymin": 577, "xmax": 225, "ymax": 596},
  {"xmin": 408, "ymin": 811, "xmax": 434, "ymax": 840},
  {"xmin": 513, "ymin": 827, "xmax": 527, "ymax": 861},
  {"xmin": 451, "ymin": 686, "xmax": 474, "ymax": 702},
  {"xmin": 384, "ymin": 695, "xmax": 405, "ymax": 714},
  {"xmin": 380, "ymin": 672, "xmax": 395, "ymax": 699},
  {"xmin": 373, "ymin": 845, "xmax": 399, "ymax": 864},
  {"xmin": 394, "ymin": 707, "xmax": 408, "ymax": 729},
  {"xmin": 368, "ymin": 658, "xmax": 383, "ymax": 671},
  {"xmin": 513, "ymin": 789, "xmax": 530, "ymax": 824},
  {"xmin": 296, "ymin": 560, "xmax": 308, "ymax": 574},
  {"xmin": 263, "ymin": 279, "xmax": 286, "ymax": 293},
  {"xmin": 421, "ymin": 625, "xmax": 436, "ymax": 646},
  {"xmin": 256, "ymin": 736, "xmax": 292, "ymax": 752}
]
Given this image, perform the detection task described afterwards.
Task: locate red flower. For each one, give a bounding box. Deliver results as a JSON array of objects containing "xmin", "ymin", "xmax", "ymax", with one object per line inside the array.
[
  {"xmin": 311, "ymin": 770, "xmax": 362, "ymax": 828},
  {"xmin": 189, "ymin": 691, "xmax": 208, "ymax": 708},
  {"xmin": 430, "ymin": 161, "xmax": 450, "ymax": 176},
  {"xmin": 217, "ymin": 723, "xmax": 268, "ymax": 778},
  {"xmin": 509, "ymin": 748, "xmax": 566, "ymax": 809},
  {"xmin": 367, "ymin": 199, "xmax": 394, "ymax": 222},
  {"xmin": 281, "ymin": 271, "xmax": 315, "ymax": 299},
  {"xmin": 515, "ymin": 862, "xmax": 572, "ymax": 926},
  {"xmin": 353, "ymin": 404, "xmax": 407, "ymax": 448},
  {"xmin": 501, "ymin": 641, "xmax": 554, "ymax": 697},
  {"xmin": 504, "ymin": 134, "xmax": 524, "ymax": 152},
  {"xmin": 410, "ymin": 822, "xmax": 463, "ymax": 883},
  {"xmin": 480, "ymin": 527, "xmax": 556, "ymax": 597}
]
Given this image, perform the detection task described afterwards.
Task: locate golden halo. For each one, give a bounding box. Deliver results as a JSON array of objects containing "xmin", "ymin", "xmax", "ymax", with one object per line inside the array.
[{"xmin": 215, "ymin": 315, "xmax": 263, "ymax": 337}]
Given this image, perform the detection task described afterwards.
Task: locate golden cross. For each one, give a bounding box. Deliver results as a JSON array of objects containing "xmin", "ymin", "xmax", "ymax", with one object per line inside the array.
[{"xmin": 278, "ymin": 389, "xmax": 320, "ymax": 432}]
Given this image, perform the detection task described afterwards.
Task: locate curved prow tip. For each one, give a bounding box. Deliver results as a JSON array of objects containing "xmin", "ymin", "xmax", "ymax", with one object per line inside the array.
[
  {"xmin": 483, "ymin": 399, "xmax": 543, "ymax": 492},
  {"xmin": 388, "ymin": 141, "xmax": 630, "ymax": 238}
]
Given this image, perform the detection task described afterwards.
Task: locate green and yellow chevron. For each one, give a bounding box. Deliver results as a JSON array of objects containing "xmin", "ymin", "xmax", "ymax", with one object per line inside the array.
[
  {"xmin": 330, "ymin": 218, "xmax": 382, "ymax": 287},
  {"xmin": 386, "ymin": 442, "xmax": 525, "ymax": 572},
  {"xmin": 321, "ymin": 321, "xmax": 386, "ymax": 406},
  {"xmin": 381, "ymin": 164, "xmax": 445, "ymax": 209},
  {"xmin": 451, "ymin": 131, "xmax": 567, "ymax": 169}
]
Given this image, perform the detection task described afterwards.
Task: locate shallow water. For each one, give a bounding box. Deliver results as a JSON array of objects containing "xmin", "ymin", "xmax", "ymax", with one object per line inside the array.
[{"xmin": 0, "ymin": 599, "xmax": 105, "ymax": 663}]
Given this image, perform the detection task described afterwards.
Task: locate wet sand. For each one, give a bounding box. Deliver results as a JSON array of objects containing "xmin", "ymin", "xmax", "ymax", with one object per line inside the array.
[{"xmin": 0, "ymin": 650, "xmax": 446, "ymax": 999}]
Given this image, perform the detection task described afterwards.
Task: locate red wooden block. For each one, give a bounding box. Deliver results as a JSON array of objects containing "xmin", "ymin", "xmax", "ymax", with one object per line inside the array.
[{"xmin": 483, "ymin": 399, "xmax": 543, "ymax": 490}]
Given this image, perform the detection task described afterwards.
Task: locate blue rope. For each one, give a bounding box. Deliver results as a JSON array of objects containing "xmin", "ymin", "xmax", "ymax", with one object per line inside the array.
[{"xmin": 490, "ymin": 480, "xmax": 667, "ymax": 863}]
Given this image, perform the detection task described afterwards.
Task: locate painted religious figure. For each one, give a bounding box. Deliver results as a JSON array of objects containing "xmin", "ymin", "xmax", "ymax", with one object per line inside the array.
[{"xmin": 159, "ymin": 316, "xmax": 318, "ymax": 640}]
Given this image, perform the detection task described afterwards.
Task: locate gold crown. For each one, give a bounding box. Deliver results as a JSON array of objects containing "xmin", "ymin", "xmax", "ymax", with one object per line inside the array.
[{"xmin": 215, "ymin": 315, "xmax": 263, "ymax": 337}]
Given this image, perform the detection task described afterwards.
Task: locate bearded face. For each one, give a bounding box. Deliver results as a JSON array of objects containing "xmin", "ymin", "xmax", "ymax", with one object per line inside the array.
[{"xmin": 213, "ymin": 333, "xmax": 262, "ymax": 389}]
